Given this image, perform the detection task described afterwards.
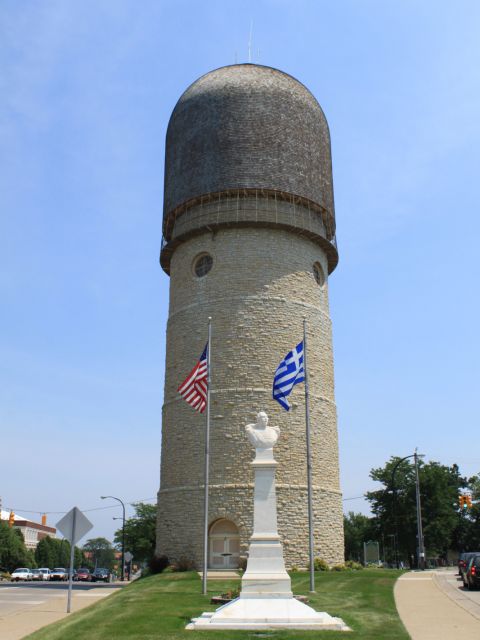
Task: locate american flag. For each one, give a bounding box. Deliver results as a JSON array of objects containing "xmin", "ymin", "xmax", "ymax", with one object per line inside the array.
[{"xmin": 177, "ymin": 343, "xmax": 208, "ymax": 413}]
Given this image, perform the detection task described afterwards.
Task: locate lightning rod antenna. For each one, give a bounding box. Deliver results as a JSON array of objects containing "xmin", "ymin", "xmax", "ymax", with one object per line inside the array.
[{"xmin": 248, "ymin": 20, "xmax": 253, "ymax": 63}]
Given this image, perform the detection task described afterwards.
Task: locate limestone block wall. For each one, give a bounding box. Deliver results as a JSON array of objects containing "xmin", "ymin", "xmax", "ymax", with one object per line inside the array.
[{"xmin": 156, "ymin": 223, "xmax": 344, "ymax": 567}]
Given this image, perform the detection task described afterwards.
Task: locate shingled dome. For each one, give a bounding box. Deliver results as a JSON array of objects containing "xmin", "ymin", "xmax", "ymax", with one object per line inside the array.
[{"xmin": 163, "ymin": 64, "xmax": 335, "ymax": 234}]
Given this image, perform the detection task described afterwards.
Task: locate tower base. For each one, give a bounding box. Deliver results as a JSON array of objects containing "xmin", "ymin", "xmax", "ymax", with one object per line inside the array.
[{"xmin": 186, "ymin": 595, "xmax": 350, "ymax": 631}]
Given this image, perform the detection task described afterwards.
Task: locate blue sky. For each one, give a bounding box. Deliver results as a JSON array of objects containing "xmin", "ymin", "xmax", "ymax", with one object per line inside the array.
[{"xmin": 1, "ymin": 0, "xmax": 479, "ymax": 543}]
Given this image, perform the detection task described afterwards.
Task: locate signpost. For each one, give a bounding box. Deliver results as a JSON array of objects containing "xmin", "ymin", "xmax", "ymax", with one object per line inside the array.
[{"xmin": 56, "ymin": 507, "xmax": 93, "ymax": 613}]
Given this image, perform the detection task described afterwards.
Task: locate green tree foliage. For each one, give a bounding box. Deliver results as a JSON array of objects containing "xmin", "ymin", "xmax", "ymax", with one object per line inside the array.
[
  {"xmin": 34, "ymin": 536, "xmax": 84, "ymax": 568},
  {"xmin": 344, "ymin": 512, "xmax": 376, "ymax": 562},
  {"xmin": 113, "ymin": 502, "xmax": 157, "ymax": 564},
  {"xmin": 452, "ymin": 473, "xmax": 480, "ymax": 551},
  {"xmin": 83, "ymin": 537, "xmax": 116, "ymax": 570},
  {"xmin": 35, "ymin": 537, "xmax": 56, "ymax": 567},
  {"xmin": 366, "ymin": 457, "xmax": 469, "ymax": 563},
  {"xmin": 0, "ymin": 522, "xmax": 31, "ymax": 571}
]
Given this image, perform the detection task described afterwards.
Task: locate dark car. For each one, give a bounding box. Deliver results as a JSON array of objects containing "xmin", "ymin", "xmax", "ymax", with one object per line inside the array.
[
  {"xmin": 91, "ymin": 568, "xmax": 110, "ymax": 583},
  {"xmin": 460, "ymin": 552, "xmax": 480, "ymax": 586},
  {"xmin": 465, "ymin": 554, "xmax": 480, "ymax": 590},
  {"xmin": 75, "ymin": 568, "xmax": 91, "ymax": 582}
]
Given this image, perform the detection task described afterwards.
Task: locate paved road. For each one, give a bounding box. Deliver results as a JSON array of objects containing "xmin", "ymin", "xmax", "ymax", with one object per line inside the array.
[{"xmin": 0, "ymin": 581, "xmax": 124, "ymax": 639}]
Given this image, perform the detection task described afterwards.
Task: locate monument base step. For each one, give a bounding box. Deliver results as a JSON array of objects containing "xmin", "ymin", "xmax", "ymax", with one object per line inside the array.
[{"xmin": 186, "ymin": 596, "xmax": 350, "ymax": 631}]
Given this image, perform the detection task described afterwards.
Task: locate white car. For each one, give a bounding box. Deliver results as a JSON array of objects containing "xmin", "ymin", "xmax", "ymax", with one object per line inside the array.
[
  {"xmin": 50, "ymin": 567, "xmax": 68, "ymax": 581},
  {"xmin": 37, "ymin": 568, "xmax": 51, "ymax": 580},
  {"xmin": 11, "ymin": 568, "xmax": 33, "ymax": 582}
]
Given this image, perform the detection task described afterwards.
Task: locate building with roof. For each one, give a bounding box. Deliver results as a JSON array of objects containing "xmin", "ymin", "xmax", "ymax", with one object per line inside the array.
[{"xmin": 0, "ymin": 510, "xmax": 56, "ymax": 550}]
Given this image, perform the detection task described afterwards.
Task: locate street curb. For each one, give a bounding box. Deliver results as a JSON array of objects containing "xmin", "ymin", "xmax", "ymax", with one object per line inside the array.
[{"xmin": 433, "ymin": 572, "xmax": 480, "ymax": 622}]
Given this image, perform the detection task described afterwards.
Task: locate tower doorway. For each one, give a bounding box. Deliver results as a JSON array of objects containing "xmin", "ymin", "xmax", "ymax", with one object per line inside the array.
[{"xmin": 209, "ymin": 519, "xmax": 240, "ymax": 569}]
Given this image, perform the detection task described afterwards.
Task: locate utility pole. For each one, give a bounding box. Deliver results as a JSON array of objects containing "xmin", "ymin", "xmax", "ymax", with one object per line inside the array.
[
  {"xmin": 414, "ymin": 449, "xmax": 425, "ymax": 570},
  {"xmin": 391, "ymin": 451, "xmax": 425, "ymax": 569}
]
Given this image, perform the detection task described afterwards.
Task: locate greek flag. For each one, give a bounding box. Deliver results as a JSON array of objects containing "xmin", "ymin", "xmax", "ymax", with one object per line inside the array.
[{"xmin": 272, "ymin": 341, "xmax": 305, "ymax": 411}]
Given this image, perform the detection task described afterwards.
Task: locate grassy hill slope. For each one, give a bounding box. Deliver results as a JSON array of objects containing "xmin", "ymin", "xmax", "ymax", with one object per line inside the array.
[{"xmin": 26, "ymin": 569, "xmax": 408, "ymax": 640}]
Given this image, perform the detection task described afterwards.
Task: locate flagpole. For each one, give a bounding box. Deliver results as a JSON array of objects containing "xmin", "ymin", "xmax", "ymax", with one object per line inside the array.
[
  {"xmin": 303, "ymin": 318, "xmax": 315, "ymax": 592},
  {"xmin": 202, "ymin": 317, "xmax": 212, "ymax": 595}
]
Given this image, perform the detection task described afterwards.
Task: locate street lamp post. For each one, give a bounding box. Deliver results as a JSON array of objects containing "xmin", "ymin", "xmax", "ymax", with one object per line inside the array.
[
  {"xmin": 101, "ymin": 495, "xmax": 125, "ymax": 581},
  {"xmin": 390, "ymin": 451, "xmax": 425, "ymax": 570}
]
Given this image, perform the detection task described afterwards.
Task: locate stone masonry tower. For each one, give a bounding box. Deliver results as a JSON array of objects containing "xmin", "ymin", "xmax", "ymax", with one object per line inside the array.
[{"xmin": 156, "ymin": 64, "xmax": 343, "ymax": 568}]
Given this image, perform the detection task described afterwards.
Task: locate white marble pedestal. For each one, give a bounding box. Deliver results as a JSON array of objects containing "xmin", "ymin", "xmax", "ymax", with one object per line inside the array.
[{"xmin": 186, "ymin": 412, "xmax": 349, "ymax": 631}]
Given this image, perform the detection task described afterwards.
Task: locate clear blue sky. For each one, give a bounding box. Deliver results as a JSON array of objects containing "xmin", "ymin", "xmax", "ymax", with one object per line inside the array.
[{"xmin": 1, "ymin": 1, "xmax": 479, "ymax": 543}]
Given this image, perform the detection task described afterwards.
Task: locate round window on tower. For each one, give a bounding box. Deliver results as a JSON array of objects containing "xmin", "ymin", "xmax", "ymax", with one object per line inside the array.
[
  {"xmin": 193, "ymin": 253, "xmax": 213, "ymax": 278},
  {"xmin": 313, "ymin": 262, "xmax": 325, "ymax": 287}
]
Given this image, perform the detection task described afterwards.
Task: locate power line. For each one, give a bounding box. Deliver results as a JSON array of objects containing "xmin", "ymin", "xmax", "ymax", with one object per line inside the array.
[{"xmin": 4, "ymin": 497, "xmax": 157, "ymax": 517}]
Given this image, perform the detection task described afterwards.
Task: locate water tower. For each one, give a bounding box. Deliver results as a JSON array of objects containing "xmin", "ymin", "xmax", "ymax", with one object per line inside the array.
[{"xmin": 156, "ymin": 64, "xmax": 343, "ymax": 568}]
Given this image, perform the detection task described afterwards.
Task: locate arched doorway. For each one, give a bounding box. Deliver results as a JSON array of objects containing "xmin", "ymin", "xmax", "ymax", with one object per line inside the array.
[{"xmin": 209, "ymin": 519, "xmax": 240, "ymax": 569}]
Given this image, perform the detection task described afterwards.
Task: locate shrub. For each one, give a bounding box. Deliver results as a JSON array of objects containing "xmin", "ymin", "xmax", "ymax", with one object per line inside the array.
[
  {"xmin": 237, "ymin": 557, "xmax": 247, "ymax": 571},
  {"xmin": 345, "ymin": 560, "xmax": 363, "ymax": 570},
  {"xmin": 148, "ymin": 554, "xmax": 169, "ymax": 574},
  {"xmin": 313, "ymin": 558, "xmax": 330, "ymax": 571},
  {"xmin": 331, "ymin": 563, "xmax": 347, "ymax": 571},
  {"xmin": 171, "ymin": 557, "xmax": 196, "ymax": 572},
  {"xmin": 290, "ymin": 565, "xmax": 299, "ymax": 573}
]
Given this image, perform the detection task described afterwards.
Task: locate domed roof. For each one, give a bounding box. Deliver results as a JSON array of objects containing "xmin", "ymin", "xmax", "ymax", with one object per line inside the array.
[{"xmin": 163, "ymin": 64, "xmax": 335, "ymax": 229}]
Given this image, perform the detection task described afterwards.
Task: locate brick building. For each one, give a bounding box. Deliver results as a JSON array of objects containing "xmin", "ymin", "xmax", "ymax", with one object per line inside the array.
[{"xmin": 0, "ymin": 510, "xmax": 56, "ymax": 550}]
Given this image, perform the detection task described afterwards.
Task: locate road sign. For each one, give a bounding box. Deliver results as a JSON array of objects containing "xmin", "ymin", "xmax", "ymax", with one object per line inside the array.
[
  {"xmin": 56, "ymin": 507, "xmax": 93, "ymax": 546},
  {"xmin": 56, "ymin": 507, "xmax": 93, "ymax": 613},
  {"xmin": 124, "ymin": 551, "xmax": 133, "ymax": 563}
]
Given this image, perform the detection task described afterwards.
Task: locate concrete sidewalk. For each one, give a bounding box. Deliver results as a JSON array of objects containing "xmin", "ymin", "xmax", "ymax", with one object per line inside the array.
[
  {"xmin": 394, "ymin": 569, "xmax": 480, "ymax": 640},
  {"xmin": 0, "ymin": 585, "xmax": 121, "ymax": 640}
]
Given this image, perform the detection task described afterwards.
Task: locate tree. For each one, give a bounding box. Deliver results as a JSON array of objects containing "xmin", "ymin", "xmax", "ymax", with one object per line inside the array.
[
  {"xmin": 113, "ymin": 502, "xmax": 157, "ymax": 564},
  {"xmin": 366, "ymin": 457, "xmax": 468, "ymax": 564},
  {"xmin": 452, "ymin": 472, "xmax": 480, "ymax": 551},
  {"xmin": 35, "ymin": 536, "xmax": 84, "ymax": 568},
  {"xmin": 343, "ymin": 512, "xmax": 376, "ymax": 562},
  {"xmin": 35, "ymin": 537, "xmax": 56, "ymax": 568},
  {"xmin": 0, "ymin": 522, "xmax": 30, "ymax": 572},
  {"xmin": 83, "ymin": 537, "xmax": 116, "ymax": 570}
]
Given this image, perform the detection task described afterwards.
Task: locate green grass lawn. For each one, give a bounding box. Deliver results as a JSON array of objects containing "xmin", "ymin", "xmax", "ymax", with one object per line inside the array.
[{"xmin": 26, "ymin": 570, "xmax": 408, "ymax": 640}]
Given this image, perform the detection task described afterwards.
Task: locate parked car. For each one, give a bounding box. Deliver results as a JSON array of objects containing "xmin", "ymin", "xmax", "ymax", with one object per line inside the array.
[
  {"xmin": 465, "ymin": 554, "xmax": 480, "ymax": 591},
  {"xmin": 11, "ymin": 568, "xmax": 33, "ymax": 582},
  {"xmin": 37, "ymin": 568, "xmax": 51, "ymax": 580},
  {"xmin": 460, "ymin": 552, "xmax": 480, "ymax": 586},
  {"xmin": 50, "ymin": 568, "xmax": 68, "ymax": 581},
  {"xmin": 91, "ymin": 568, "xmax": 110, "ymax": 583},
  {"xmin": 31, "ymin": 569, "xmax": 42, "ymax": 581},
  {"xmin": 75, "ymin": 568, "xmax": 91, "ymax": 582}
]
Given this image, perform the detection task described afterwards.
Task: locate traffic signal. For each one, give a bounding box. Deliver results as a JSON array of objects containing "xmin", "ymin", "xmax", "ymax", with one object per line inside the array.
[
  {"xmin": 8, "ymin": 511, "xmax": 15, "ymax": 527},
  {"xmin": 459, "ymin": 495, "xmax": 465, "ymax": 509},
  {"xmin": 466, "ymin": 495, "xmax": 473, "ymax": 509}
]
